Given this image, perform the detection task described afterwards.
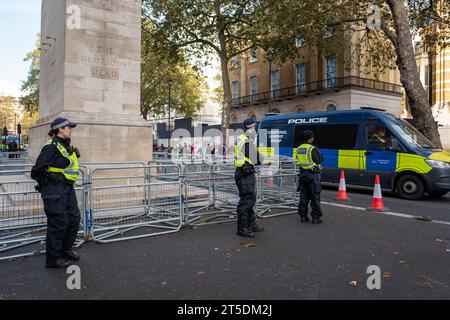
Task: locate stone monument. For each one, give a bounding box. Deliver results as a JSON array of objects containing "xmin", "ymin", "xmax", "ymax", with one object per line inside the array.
[{"xmin": 28, "ymin": 0, "xmax": 152, "ymax": 163}]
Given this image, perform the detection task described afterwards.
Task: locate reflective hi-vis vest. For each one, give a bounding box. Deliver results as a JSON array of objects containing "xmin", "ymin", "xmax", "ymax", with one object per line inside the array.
[
  {"xmin": 42, "ymin": 139, "xmax": 79, "ymax": 183},
  {"xmin": 295, "ymin": 143, "xmax": 320, "ymax": 170},
  {"xmin": 234, "ymin": 134, "xmax": 255, "ymax": 167}
]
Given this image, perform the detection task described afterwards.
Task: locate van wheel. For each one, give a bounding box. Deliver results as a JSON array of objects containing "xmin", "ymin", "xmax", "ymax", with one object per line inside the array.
[
  {"xmin": 428, "ymin": 191, "xmax": 447, "ymax": 198},
  {"xmin": 396, "ymin": 175, "xmax": 425, "ymax": 200}
]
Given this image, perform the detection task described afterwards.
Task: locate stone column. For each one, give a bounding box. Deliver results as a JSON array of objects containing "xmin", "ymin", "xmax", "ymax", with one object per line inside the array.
[{"xmin": 29, "ymin": 0, "xmax": 152, "ymax": 163}]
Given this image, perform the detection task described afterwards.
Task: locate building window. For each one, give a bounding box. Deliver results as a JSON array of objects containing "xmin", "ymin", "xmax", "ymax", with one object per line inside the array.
[
  {"xmin": 271, "ymin": 69, "xmax": 280, "ymax": 98},
  {"xmin": 326, "ymin": 103, "xmax": 337, "ymax": 111},
  {"xmin": 326, "ymin": 55, "xmax": 337, "ymax": 88},
  {"xmin": 295, "ymin": 106, "xmax": 305, "ymax": 113},
  {"xmin": 296, "ymin": 63, "xmax": 306, "ymax": 93},
  {"xmin": 249, "ymin": 48, "xmax": 258, "ymax": 63},
  {"xmin": 249, "ymin": 75, "xmax": 257, "ymax": 102},
  {"xmin": 232, "ymin": 80, "xmax": 239, "ymax": 104},
  {"xmin": 325, "ymin": 26, "xmax": 335, "ymax": 38},
  {"xmin": 231, "ymin": 115, "xmax": 238, "ymax": 123},
  {"xmin": 231, "ymin": 56, "xmax": 239, "ymax": 69},
  {"xmin": 296, "ymin": 35, "xmax": 305, "ymax": 48}
]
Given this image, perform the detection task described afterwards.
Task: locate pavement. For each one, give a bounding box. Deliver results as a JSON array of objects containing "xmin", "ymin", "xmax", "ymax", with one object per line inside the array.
[{"xmin": 1, "ymin": 202, "xmax": 449, "ymax": 300}]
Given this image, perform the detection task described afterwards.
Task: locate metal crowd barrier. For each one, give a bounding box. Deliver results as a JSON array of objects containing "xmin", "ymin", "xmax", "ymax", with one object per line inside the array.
[
  {"xmin": 182, "ymin": 162, "xmax": 239, "ymax": 226},
  {"xmin": 0, "ymin": 158, "xmax": 301, "ymax": 261},
  {"xmin": 256, "ymin": 161, "xmax": 300, "ymax": 218},
  {"xmin": 86, "ymin": 164, "xmax": 183, "ymax": 243},
  {"xmin": 0, "ymin": 164, "xmax": 87, "ymax": 261}
]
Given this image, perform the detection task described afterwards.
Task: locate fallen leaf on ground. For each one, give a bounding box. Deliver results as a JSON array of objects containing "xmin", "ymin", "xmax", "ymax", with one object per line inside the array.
[
  {"xmin": 393, "ymin": 251, "xmax": 400, "ymax": 255},
  {"xmin": 39, "ymin": 240, "xmax": 45, "ymax": 245},
  {"xmin": 436, "ymin": 239, "xmax": 443, "ymax": 243},
  {"xmin": 197, "ymin": 271, "xmax": 204, "ymax": 277},
  {"xmin": 228, "ymin": 215, "xmax": 235, "ymax": 219},
  {"xmin": 348, "ymin": 281, "xmax": 358, "ymax": 287},
  {"xmin": 241, "ymin": 243, "xmax": 256, "ymax": 248},
  {"xmin": 383, "ymin": 272, "xmax": 393, "ymax": 278}
]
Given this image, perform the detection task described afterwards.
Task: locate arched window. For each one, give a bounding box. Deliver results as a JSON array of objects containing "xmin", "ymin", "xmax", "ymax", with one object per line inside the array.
[
  {"xmin": 270, "ymin": 108, "xmax": 281, "ymax": 114},
  {"xmin": 326, "ymin": 104, "xmax": 337, "ymax": 112},
  {"xmin": 295, "ymin": 106, "xmax": 305, "ymax": 114},
  {"xmin": 231, "ymin": 115, "xmax": 238, "ymax": 123},
  {"xmin": 249, "ymin": 113, "xmax": 257, "ymax": 121}
]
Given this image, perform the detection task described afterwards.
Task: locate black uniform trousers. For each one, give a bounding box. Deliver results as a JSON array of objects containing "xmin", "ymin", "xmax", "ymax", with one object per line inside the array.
[
  {"xmin": 41, "ymin": 180, "xmax": 81, "ymax": 260},
  {"xmin": 298, "ymin": 171, "xmax": 323, "ymax": 219},
  {"xmin": 235, "ymin": 167, "xmax": 257, "ymax": 229}
]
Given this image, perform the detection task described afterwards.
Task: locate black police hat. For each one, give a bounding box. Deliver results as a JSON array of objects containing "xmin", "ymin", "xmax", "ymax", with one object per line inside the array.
[
  {"xmin": 51, "ymin": 118, "xmax": 77, "ymax": 130},
  {"xmin": 243, "ymin": 118, "xmax": 256, "ymax": 129},
  {"xmin": 301, "ymin": 130, "xmax": 314, "ymax": 141}
]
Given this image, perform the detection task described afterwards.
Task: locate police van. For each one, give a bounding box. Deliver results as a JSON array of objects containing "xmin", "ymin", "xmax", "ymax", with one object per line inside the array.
[{"xmin": 258, "ymin": 107, "xmax": 450, "ymax": 200}]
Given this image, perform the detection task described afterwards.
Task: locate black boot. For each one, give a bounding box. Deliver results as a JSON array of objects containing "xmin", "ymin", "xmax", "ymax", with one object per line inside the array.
[
  {"xmin": 46, "ymin": 257, "xmax": 72, "ymax": 269},
  {"xmin": 62, "ymin": 249, "xmax": 80, "ymax": 261},
  {"xmin": 312, "ymin": 218, "xmax": 323, "ymax": 224},
  {"xmin": 237, "ymin": 227, "xmax": 255, "ymax": 238},
  {"xmin": 300, "ymin": 216, "xmax": 310, "ymax": 223},
  {"xmin": 248, "ymin": 224, "xmax": 265, "ymax": 232}
]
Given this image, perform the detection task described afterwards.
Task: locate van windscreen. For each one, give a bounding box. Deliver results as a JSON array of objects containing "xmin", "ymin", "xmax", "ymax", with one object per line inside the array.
[{"xmin": 293, "ymin": 124, "xmax": 359, "ymax": 149}]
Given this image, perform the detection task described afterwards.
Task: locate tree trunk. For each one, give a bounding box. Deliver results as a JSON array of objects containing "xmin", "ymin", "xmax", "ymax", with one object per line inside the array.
[
  {"xmin": 215, "ymin": 2, "xmax": 232, "ymax": 147},
  {"xmin": 386, "ymin": 0, "xmax": 442, "ymax": 148}
]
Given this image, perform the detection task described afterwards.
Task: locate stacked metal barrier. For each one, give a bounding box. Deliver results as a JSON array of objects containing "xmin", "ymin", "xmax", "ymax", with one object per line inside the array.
[
  {"xmin": 0, "ymin": 164, "xmax": 86, "ymax": 261},
  {"xmin": 86, "ymin": 164, "xmax": 183, "ymax": 243},
  {"xmin": 256, "ymin": 160, "xmax": 300, "ymax": 218},
  {"xmin": 0, "ymin": 158, "xmax": 301, "ymax": 261}
]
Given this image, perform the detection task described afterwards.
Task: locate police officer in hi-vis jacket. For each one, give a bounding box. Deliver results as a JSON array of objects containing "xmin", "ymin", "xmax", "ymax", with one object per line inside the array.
[
  {"xmin": 296, "ymin": 130, "xmax": 324, "ymax": 224},
  {"xmin": 31, "ymin": 118, "xmax": 81, "ymax": 268}
]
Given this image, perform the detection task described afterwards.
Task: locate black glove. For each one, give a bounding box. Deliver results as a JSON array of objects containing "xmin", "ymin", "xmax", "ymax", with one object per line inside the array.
[
  {"xmin": 242, "ymin": 163, "xmax": 255, "ymax": 176},
  {"xmin": 34, "ymin": 184, "xmax": 41, "ymax": 193}
]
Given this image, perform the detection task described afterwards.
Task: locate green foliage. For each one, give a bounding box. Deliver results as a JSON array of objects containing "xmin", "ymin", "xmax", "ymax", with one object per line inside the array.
[
  {"xmin": 20, "ymin": 34, "xmax": 40, "ymax": 115},
  {"xmin": 141, "ymin": 21, "xmax": 208, "ymax": 119}
]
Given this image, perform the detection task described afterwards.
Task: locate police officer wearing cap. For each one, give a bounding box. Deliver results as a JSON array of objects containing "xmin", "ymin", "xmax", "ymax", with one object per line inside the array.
[
  {"xmin": 31, "ymin": 118, "xmax": 81, "ymax": 268},
  {"xmin": 234, "ymin": 118, "xmax": 264, "ymax": 237},
  {"xmin": 296, "ymin": 130, "xmax": 324, "ymax": 224}
]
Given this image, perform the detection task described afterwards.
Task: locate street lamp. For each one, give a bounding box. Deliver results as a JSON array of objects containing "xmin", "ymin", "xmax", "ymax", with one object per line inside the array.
[
  {"xmin": 166, "ymin": 78, "xmax": 173, "ymax": 149},
  {"xmin": 265, "ymin": 49, "xmax": 274, "ymax": 114}
]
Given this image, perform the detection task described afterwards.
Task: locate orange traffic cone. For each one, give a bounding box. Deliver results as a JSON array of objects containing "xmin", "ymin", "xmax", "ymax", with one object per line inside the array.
[
  {"xmin": 266, "ymin": 165, "xmax": 275, "ymax": 187},
  {"xmin": 367, "ymin": 175, "xmax": 386, "ymax": 212},
  {"xmin": 335, "ymin": 170, "xmax": 350, "ymax": 201}
]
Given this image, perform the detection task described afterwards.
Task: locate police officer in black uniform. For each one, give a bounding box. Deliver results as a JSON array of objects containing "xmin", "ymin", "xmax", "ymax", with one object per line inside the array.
[
  {"xmin": 234, "ymin": 118, "xmax": 265, "ymax": 237},
  {"xmin": 296, "ymin": 130, "xmax": 324, "ymax": 224},
  {"xmin": 31, "ymin": 118, "xmax": 81, "ymax": 268}
]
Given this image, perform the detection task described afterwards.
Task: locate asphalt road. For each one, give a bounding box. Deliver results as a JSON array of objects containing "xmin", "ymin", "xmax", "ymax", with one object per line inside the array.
[
  {"xmin": 0, "ymin": 204, "xmax": 449, "ymax": 300},
  {"xmin": 321, "ymin": 183, "xmax": 450, "ymax": 222}
]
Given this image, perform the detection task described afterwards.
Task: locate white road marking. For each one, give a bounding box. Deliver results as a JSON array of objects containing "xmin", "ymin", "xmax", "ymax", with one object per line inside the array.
[{"xmin": 321, "ymin": 201, "xmax": 450, "ymax": 226}]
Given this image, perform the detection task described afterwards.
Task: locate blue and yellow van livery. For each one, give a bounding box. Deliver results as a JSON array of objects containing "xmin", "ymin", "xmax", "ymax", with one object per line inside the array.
[{"xmin": 258, "ymin": 108, "xmax": 450, "ymax": 199}]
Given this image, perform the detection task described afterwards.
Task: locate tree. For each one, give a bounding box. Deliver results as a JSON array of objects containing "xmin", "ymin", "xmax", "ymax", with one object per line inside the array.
[
  {"xmin": 141, "ymin": 21, "xmax": 208, "ymax": 119},
  {"xmin": 0, "ymin": 96, "xmax": 17, "ymax": 130},
  {"xmin": 20, "ymin": 34, "xmax": 40, "ymax": 115},
  {"xmin": 261, "ymin": 0, "xmax": 450, "ymax": 148},
  {"xmin": 143, "ymin": 0, "xmax": 271, "ymax": 144}
]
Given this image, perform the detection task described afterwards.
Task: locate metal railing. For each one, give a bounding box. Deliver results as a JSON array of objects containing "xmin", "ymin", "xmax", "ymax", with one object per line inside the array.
[
  {"xmin": 0, "ymin": 159, "xmax": 301, "ymax": 261},
  {"xmin": 232, "ymin": 76, "xmax": 403, "ymax": 107}
]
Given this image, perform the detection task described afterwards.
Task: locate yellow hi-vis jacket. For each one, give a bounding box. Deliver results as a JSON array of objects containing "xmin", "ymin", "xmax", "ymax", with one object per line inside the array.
[
  {"xmin": 295, "ymin": 143, "xmax": 321, "ymax": 170},
  {"xmin": 42, "ymin": 139, "xmax": 79, "ymax": 183},
  {"xmin": 234, "ymin": 134, "xmax": 255, "ymax": 167}
]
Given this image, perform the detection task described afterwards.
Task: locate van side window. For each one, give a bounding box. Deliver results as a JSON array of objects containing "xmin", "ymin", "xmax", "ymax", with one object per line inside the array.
[
  {"xmin": 366, "ymin": 124, "xmax": 402, "ymax": 151},
  {"xmin": 293, "ymin": 124, "xmax": 359, "ymax": 149}
]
